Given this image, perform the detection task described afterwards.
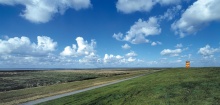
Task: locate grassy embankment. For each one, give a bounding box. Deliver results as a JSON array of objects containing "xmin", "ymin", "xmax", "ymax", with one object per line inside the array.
[
  {"xmin": 40, "ymin": 68, "xmax": 220, "ymax": 105},
  {"xmin": 0, "ymin": 69, "xmax": 155, "ymax": 105}
]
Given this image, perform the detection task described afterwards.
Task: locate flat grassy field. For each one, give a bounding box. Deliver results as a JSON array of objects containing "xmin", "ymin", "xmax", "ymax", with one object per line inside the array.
[
  {"xmin": 39, "ymin": 68, "xmax": 220, "ymax": 105},
  {"xmin": 0, "ymin": 69, "xmax": 154, "ymax": 105},
  {"xmin": 0, "ymin": 70, "xmax": 130, "ymax": 92}
]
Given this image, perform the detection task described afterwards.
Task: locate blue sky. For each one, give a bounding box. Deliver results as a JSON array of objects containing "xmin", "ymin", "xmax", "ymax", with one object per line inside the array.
[{"xmin": 0, "ymin": 0, "xmax": 220, "ymax": 68}]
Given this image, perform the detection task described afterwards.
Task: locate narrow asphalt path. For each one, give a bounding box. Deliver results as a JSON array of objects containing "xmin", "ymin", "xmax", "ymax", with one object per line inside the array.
[{"xmin": 21, "ymin": 74, "xmax": 145, "ymax": 105}]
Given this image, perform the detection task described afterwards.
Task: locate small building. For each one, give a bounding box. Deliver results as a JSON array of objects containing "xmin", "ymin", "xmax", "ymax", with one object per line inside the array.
[{"xmin": 186, "ymin": 61, "xmax": 190, "ymax": 69}]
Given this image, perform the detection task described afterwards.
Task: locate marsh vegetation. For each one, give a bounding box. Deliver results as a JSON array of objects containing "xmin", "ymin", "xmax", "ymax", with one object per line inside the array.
[
  {"xmin": 0, "ymin": 70, "xmax": 129, "ymax": 92},
  {"xmin": 0, "ymin": 69, "xmax": 152, "ymax": 105}
]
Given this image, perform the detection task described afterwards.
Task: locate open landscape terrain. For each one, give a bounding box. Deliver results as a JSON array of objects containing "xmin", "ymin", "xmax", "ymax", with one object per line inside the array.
[
  {"xmin": 1, "ymin": 68, "xmax": 220, "ymax": 105},
  {"xmin": 1, "ymin": 0, "xmax": 220, "ymax": 105},
  {"xmin": 38, "ymin": 68, "xmax": 220, "ymax": 105},
  {"xmin": 0, "ymin": 69, "xmax": 156, "ymax": 105},
  {"xmin": 0, "ymin": 69, "xmax": 132, "ymax": 92}
]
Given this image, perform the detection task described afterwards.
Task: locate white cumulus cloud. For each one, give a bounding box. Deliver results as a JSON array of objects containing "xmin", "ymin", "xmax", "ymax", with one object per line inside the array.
[
  {"xmin": 79, "ymin": 52, "xmax": 101, "ymax": 64},
  {"xmin": 0, "ymin": 36, "xmax": 58, "ymax": 68},
  {"xmin": 160, "ymin": 5, "xmax": 182, "ymax": 21},
  {"xmin": 113, "ymin": 32, "xmax": 123, "ymax": 41},
  {"xmin": 127, "ymin": 57, "xmax": 136, "ymax": 62},
  {"xmin": 60, "ymin": 45, "xmax": 77, "ymax": 57},
  {"xmin": 160, "ymin": 48, "xmax": 182, "ymax": 56},
  {"xmin": 172, "ymin": 0, "xmax": 220, "ymax": 37},
  {"xmin": 103, "ymin": 54, "xmax": 137, "ymax": 64},
  {"xmin": 126, "ymin": 51, "xmax": 137, "ymax": 57},
  {"xmin": 175, "ymin": 43, "xmax": 183, "ymax": 48},
  {"xmin": 0, "ymin": 36, "xmax": 57, "ymax": 55},
  {"xmin": 116, "ymin": 0, "xmax": 156, "ymax": 13},
  {"xmin": 122, "ymin": 43, "xmax": 131, "ymax": 49},
  {"xmin": 151, "ymin": 41, "xmax": 162, "ymax": 46},
  {"xmin": 113, "ymin": 17, "xmax": 161, "ymax": 44},
  {"xmin": 157, "ymin": 0, "xmax": 181, "ymax": 5},
  {"xmin": 60, "ymin": 37, "xmax": 96, "ymax": 57},
  {"xmin": 103, "ymin": 51, "xmax": 138, "ymax": 65},
  {"xmin": 116, "ymin": 0, "xmax": 181, "ymax": 13},
  {"xmin": 103, "ymin": 54, "xmax": 123, "ymax": 63},
  {"xmin": 198, "ymin": 45, "xmax": 219, "ymax": 58},
  {"xmin": 123, "ymin": 17, "xmax": 161, "ymax": 44},
  {"xmin": 151, "ymin": 42, "xmax": 157, "ymax": 46},
  {"xmin": 36, "ymin": 36, "xmax": 57, "ymax": 52},
  {"xmin": 0, "ymin": 0, "xmax": 91, "ymax": 23}
]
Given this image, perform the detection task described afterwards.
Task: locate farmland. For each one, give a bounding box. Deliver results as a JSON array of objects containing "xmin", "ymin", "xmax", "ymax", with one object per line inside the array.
[
  {"xmin": 0, "ymin": 69, "xmax": 155, "ymax": 105},
  {"xmin": 39, "ymin": 68, "xmax": 220, "ymax": 105}
]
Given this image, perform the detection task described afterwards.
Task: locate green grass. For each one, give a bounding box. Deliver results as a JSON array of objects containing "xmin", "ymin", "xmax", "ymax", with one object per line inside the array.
[
  {"xmin": 0, "ymin": 69, "xmax": 153, "ymax": 105},
  {"xmin": 39, "ymin": 68, "xmax": 220, "ymax": 105}
]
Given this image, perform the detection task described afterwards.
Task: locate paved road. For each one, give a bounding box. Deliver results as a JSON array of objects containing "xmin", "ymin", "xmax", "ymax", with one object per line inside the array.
[{"xmin": 21, "ymin": 74, "xmax": 145, "ymax": 105}]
